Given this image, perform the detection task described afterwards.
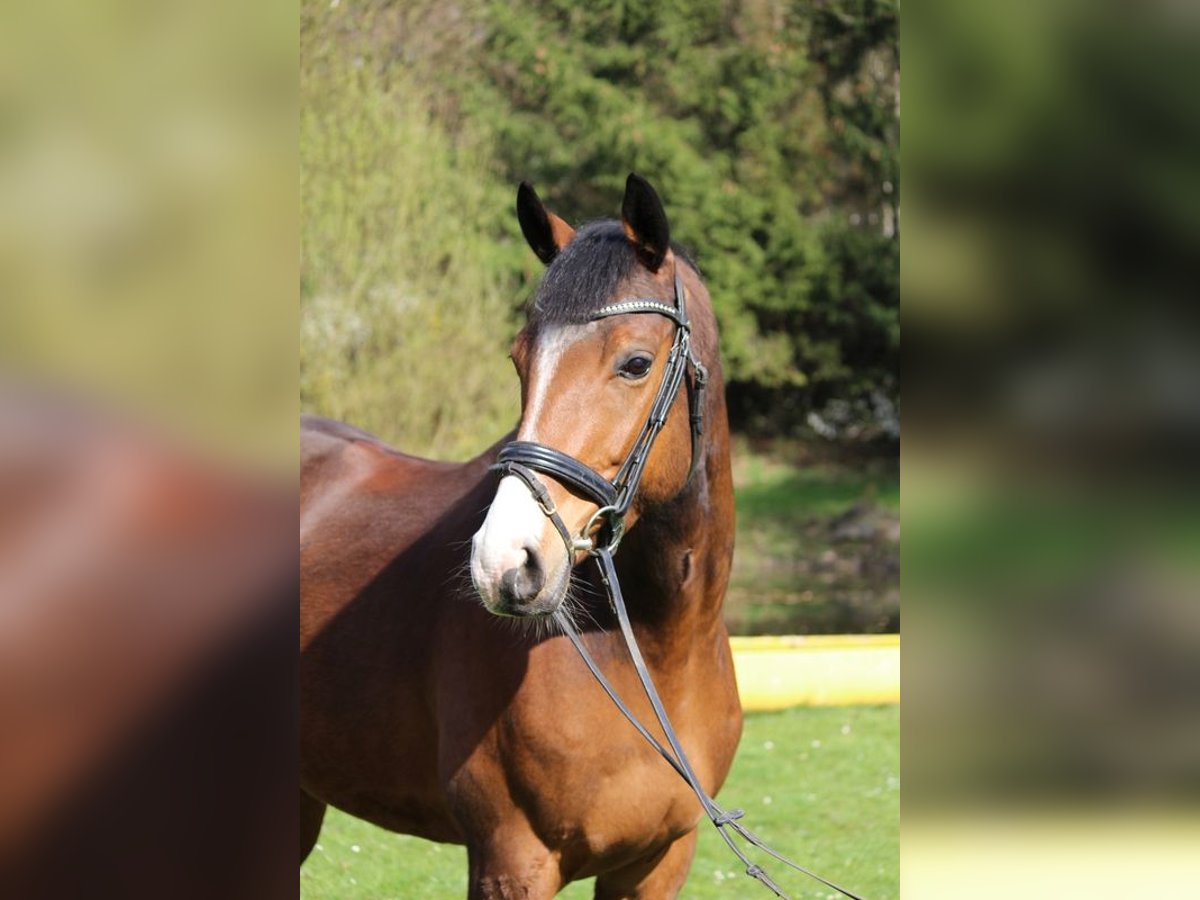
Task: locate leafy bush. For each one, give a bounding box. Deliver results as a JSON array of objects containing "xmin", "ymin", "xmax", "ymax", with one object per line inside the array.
[
  {"xmin": 300, "ymin": 0, "xmax": 898, "ymax": 448},
  {"xmin": 301, "ymin": 13, "xmax": 524, "ymax": 458}
]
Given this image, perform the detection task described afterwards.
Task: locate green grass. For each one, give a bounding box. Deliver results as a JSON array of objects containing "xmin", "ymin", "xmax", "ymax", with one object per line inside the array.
[
  {"xmin": 300, "ymin": 705, "xmax": 898, "ymax": 899},
  {"xmin": 732, "ymin": 445, "xmax": 899, "ymax": 565},
  {"xmin": 736, "ymin": 454, "xmax": 900, "ymax": 521},
  {"xmin": 727, "ymin": 444, "xmax": 900, "ymax": 635}
]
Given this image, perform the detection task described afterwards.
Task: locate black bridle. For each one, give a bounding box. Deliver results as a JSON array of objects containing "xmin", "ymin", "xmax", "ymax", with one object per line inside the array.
[
  {"xmin": 490, "ymin": 266, "xmax": 864, "ymax": 900},
  {"xmin": 494, "ymin": 268, "xmax": 707, "ymax": 560}
]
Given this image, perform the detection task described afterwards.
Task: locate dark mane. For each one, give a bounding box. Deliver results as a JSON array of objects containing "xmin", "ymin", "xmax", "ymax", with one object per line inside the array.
[{"xmin": 528, "ymin": 220, "xmax": 695, "ymax": 326}]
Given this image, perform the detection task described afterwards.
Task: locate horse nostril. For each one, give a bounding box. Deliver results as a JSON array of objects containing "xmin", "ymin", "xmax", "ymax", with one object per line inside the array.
[
  {"xmin": 498, "ymin": 546, "xmax": 546, "ymax": 608},
  {"xmin": 522, "ymin": 543, "xmax": 544, "ymax": 580}
]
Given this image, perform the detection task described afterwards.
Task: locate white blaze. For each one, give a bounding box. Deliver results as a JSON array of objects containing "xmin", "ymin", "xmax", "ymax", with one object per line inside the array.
[
  {"xmin": 520, "ymin": 326, "xmax": 569, "ymax": 442},
  {"xmin": 470, "ymin": 475, "xmax": 548, "ymax": 605},
  {"xmin": 471, "ymin": 322, "xmax": 596, "ymax": 607}
]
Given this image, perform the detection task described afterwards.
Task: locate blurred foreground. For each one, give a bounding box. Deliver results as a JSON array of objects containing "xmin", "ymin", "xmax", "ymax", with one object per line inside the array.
[
  {"xmin": 0, "ymin": 388, "xmax": 296, "ymax": 899},
  {"xmin": 1, "ymin": 1, "xmax": 296, "ymax": 897},
  {"xmin": 904, "ymin": 0, "xmax": 1200, "ymax": 896}
]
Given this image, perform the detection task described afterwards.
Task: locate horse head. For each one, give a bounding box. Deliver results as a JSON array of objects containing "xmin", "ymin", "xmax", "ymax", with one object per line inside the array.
[{"xmin": 470, "ymin": 174, "xmax": 715, "ymax": 618}]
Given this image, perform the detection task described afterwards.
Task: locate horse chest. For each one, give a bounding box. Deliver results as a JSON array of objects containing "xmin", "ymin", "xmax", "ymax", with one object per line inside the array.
[
  {"xmin": 460, "ymin": 674, "xmax": 715, "ymax": 850},
  {"xmin": 443, "ymin": 744, "xmax": 695, "ymax": 872}
]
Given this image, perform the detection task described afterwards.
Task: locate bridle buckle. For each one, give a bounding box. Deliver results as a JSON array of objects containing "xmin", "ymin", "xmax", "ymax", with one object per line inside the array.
[{"xmin": 582, "ymin": 504, "xmax": 625, "ymax": 555}]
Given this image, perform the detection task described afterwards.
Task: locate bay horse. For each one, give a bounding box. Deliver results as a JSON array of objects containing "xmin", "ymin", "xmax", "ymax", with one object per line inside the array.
[{"xmin": 300, "ymin": 174, "xmax": 741, "ymax": 898}]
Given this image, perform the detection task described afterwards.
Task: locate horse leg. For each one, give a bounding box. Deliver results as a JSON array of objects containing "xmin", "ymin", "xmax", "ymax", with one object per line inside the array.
[
  {"xmin": 592, "ymin": 830, "xmax": 698, "ymax": 900},
  {"xmin": 466, "ymin": 834, "xmax": 561, "ymax": 900},
  {"xmin": 299, "ymin": 789, "xmax": 327, "ymax": 863}
]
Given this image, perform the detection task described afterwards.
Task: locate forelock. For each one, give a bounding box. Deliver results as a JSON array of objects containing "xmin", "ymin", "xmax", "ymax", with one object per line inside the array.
[{"xmin": 528, "ymin": 221, "xmax": 637, "ymax": 326}]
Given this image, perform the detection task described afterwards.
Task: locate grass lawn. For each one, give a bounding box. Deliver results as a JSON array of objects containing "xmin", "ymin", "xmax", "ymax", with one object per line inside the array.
[
  {"xmin": 728, "ymin": 442, "xmax": 899, "ymax": 635},
  {"xmin": 300, "ymin": 705, "xmax": 898, "ymax": 899}
]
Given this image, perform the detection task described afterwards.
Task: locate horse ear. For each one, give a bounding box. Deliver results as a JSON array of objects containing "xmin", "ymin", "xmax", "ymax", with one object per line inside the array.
[
  {"xmin": 621, "ymin": 173, "xmax": 670, "ymax": 272},
  {"xmin": 517, "ymin": 181, "xmax": 575, "ymax": 266}
]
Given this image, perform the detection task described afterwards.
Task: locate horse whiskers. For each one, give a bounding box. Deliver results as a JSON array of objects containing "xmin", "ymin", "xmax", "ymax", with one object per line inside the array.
[
  {"xmin": 561, "ymin": 574, "xmax": 608, "ymax": 631},
  {"xmin": 445, "ymin": 553, "xmax": 472, "ymax": 586},
  {"xmin": 441, "ymin": 544, "xmax": 603, "ymax": 641},
  {"xmin": 554, "ymin": 590, "xmax": 581, "ymax": 639},
  {"xmin": 570, "ymin": 595, "xmax": 604, "ymax": 634},
  {"xmin": 497, "ymin": 607, "xmax": 558, "ymax": 643},
  {"xmin": 555, "ymin": 574, "xmax": 605, "ymax": 638},
  {"xmin": 444, "ymin": 552, "xmax": 483, "ymax": 606},
  {"xmin": 479, "ymin": 573, "xmax": 590, "ymax": 643}
]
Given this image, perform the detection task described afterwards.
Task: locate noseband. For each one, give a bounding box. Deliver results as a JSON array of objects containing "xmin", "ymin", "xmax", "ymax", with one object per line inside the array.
[{"xmin": 492, "ymin": 267, "xmax": 708, "ymax": 560}]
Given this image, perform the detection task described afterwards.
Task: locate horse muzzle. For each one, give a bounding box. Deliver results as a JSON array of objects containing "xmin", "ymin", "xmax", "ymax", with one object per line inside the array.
[{"xmin": 470, "ymin": 476, "xmax": 571, "ymax": 617}]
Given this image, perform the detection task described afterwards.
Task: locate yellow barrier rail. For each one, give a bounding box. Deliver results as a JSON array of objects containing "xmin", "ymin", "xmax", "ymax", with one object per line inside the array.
[{"xmin": 729, "ymin": 634, "xmax": 900, "ymax": 710}]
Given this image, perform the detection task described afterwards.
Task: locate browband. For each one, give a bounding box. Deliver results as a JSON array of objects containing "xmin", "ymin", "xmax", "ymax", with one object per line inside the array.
[{"xmin": 591, "ymin": 300, "xmax": 685, "ymax": 325}]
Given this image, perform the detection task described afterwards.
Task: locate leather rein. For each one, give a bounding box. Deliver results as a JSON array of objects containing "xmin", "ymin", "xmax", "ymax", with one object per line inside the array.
[{"xmin": 491, "ymin": 267, "xmax": 864, "ymax": 900}]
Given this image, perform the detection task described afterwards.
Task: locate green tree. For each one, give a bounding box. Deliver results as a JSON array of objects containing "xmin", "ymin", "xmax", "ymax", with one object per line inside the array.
[{"xmin": 300, "ymin": 0, "xmax": 899, "ymax": 445}]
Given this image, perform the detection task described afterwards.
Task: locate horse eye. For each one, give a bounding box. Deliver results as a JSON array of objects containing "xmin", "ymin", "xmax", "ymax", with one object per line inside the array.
[{"xmin": 619, "ymin": 355, "xmax": 652, "ymax": 379}]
